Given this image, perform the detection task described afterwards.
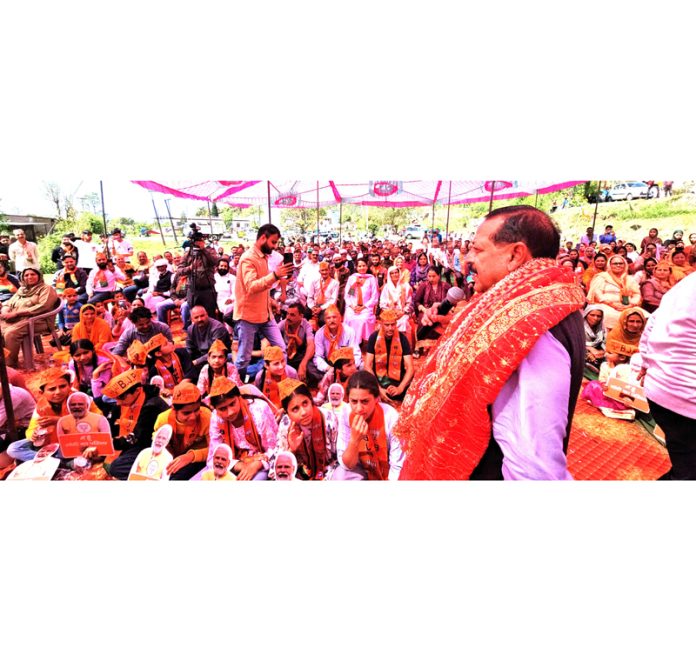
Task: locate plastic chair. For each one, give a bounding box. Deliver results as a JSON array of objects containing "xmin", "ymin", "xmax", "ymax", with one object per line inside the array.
[{"xmin": 20, "ymin": 299, "xmax": 64, "ymax": 371}]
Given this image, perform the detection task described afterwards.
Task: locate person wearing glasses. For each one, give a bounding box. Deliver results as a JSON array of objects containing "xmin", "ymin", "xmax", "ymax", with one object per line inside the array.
[{"xmin": 587, "ymin": 255, "xmax": 642, "ymax": 332}]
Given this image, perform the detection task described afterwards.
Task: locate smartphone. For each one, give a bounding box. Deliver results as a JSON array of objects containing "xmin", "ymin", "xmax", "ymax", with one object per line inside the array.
[{"xmin": 283, "ymin": 252, "xmax": 294, "ymax": 265}]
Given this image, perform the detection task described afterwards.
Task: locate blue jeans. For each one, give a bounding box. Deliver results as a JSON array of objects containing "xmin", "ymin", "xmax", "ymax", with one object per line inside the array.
[
  {"xmin": 156, "ymin": 299, "xmax": 190, "ymax": 328},
  {"xmin": 235, "ymin": 319, "xmax": 286, "ymax": 375},
  {"xmin": 7, "ymin": 439, "xmax": 65, "ymax": 463}
]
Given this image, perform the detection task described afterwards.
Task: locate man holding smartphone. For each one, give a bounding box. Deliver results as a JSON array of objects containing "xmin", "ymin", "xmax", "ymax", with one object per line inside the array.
[{"xmin": 233, "ymin": 224, "xmax": 293, "ymax": 382}]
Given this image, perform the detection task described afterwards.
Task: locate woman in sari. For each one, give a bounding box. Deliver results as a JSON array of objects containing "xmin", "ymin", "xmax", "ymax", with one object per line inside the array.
[
  {"xmin": 70, "ymin": 303, "xmax": 113, "ymax": 350},
  {"xmin": 670, "ymin": 249, "xmax": 694, "ymax": 282},
  {"xmin": 379, "ymin": 265, "xmax": 414, "ymax": 335},
  {"xmin": 583, "ymin": 305, "xmax": 606, "ymax": 371},
  {"xmin": 632, "ymin": 256, "xmax": 657, "ymax": 287},
  {"xmin": 0, "ymin": 267, "xmax": 59, "ymax": 368},
  {"xmin": 330, "ymin": 370, "xmax": 404, "ymax": 481},
  {"xmin": 392, "ymin": 255, "xmax": 412, "ymax": 287},
  {"xmin": 604, "ymin": 307, "xmax": 648, "ymax": 368},
  {"xmin": 412, "ymin": 266, "xmax": 450, "ymax": 334},
  {"xmin": 580, "ymin": 253, "xmax": 608, "ymax": 292},
  {"xmin": 409, "ymin": 252, "xmax": 430, "ymax": 288},
  {"xmin": 343, "ymin": 257, "xmax": 379, "ymax": 345},
  {"xmin": 640, "ymin": 261, "xmax": 675, "ymax": 313},
  {"xmin": 586, "ymin": 255, "xmax": 641, "ymax": 331},
  {"xmin": 275, "ymin": 378, "xmax": 338, "ymax": 480},
  {"xmin": 67, "ymin": 339, "xmax": 119, "ymax": 414}
]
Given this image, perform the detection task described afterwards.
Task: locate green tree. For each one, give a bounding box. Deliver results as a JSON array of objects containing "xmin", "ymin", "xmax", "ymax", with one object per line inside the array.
[
  {"xmin": 211, "ymin": 202, "xmax": 219, "ymax": 217},
  {"xmin": 280, "ymin": 207, "xmax": 328, "ymax": 236}
]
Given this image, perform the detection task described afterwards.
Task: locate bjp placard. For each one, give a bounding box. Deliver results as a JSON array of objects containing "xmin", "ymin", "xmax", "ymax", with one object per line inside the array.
[{"xmin": 58, "ymin": 432, "xmax": 115, "ymax": 459}]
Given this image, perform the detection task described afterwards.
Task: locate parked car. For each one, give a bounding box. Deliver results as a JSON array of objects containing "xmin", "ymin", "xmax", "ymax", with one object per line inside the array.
[
  {"xmin": 404, "ymin": 225, "xmax": 424, "ymax": 239},
  {"xmin": 605, "ymin": 181, "xmax": 655, "ymax": 201}
]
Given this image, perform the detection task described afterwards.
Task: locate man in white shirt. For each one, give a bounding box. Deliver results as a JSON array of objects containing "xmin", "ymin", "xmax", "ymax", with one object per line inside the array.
[
  {"xmin": 8, "ymin": 229, "xmax": 39, "ymax": 274},
  {"xmin": 73, "ymin": 229, "xmax": 100, "ymax": 271},
  {"xmin": 214, "ymin": 256, "xmax": 236, "ymax": 320},
  {"xmin": 86, "ymin": 252, "xmax": 123, "ymax": 303},
  {"xmin": 296, "ymin": 248, "xmax": 320, "ymax": 302},
  {"xmin": 108, "ymin": 228, "xmax": 133, "ymax": 258},
  {"xmin": 306, "ymin": 260, "xmax": 339, "ymax": 323}
]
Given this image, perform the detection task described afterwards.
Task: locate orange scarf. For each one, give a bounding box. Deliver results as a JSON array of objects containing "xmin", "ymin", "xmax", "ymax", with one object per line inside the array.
[
  {"xmin": 167, "ymin": 408, "xmax": 206, "ymax": 457},
  {"xmin": 325, "ymin": 323, "xmax": 344, "ymax": 359},
  {"xmin": 118, "ymin": 390, "xmax": 145, "ymax": 437},
  {"xmin": 317, "ymin": 276, "xmax": 329, "ymax": 306},
  {"xmin": 35, "ymin": 397, "xmax": 70, "ymax": 446},
  {"xmin": 221, "ymin": 397, "xmax": 264, "ymax": 459},
  {"xmin": 262, "ymin": 370, "xmax": 285, "ymax": 409},
  {"xmin": 374, "ymin": 328, "xmax": 403, "ymax": 382},
  {"xmin": 295, "ymin": 406, "xmax": 328, "ymax": 480},
  {"xmin": 350, "ymin": 404, "xmax": 389, "ymax": 480},
  {"xmin": 155, "ymin": 354, "xmax": 184, "ymax": 390},
  {"xmin": 284, "ymin": 321, "xmax": 302, "ymax": 361},
  {"xmin": 354, "ymin": 276, "xmax": 366, "ymax": 306},
  {"xmin": 395, "ymin": 258, "xmax": 586, "ymax": 480}
]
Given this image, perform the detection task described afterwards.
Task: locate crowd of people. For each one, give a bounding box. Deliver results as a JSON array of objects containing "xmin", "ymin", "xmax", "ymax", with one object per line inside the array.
[{"xmin": 0, "ymin": 211, "xmax": 694, "ymax": 481}]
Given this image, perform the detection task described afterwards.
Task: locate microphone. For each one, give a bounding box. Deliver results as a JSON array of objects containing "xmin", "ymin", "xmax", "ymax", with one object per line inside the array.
[
  {"xmin": 416, "ymin": 287, "xmax": 465, "ymax": 340},
  {"xmin": 435, "ymin": 287, "xmax": 465, "ymax": 316}
]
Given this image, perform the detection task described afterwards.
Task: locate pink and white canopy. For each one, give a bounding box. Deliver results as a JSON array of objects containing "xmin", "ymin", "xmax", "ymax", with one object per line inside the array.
[{"xmin": 133, "ymin": 180, "xmax": 586, "ymax": 208}]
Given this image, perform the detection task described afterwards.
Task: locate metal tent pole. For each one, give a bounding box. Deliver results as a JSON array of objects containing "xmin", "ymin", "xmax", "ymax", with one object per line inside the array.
[
  {"xmin": 163, "ymin": 199, "xmax": 179, "ymax": 245},
  {"xmin": 445, "ymin": 180, "xmax": 452, "ymax": 239},
  {"xmin": 150, "ymin": 194, "xmax": 167, "ymax": 247},
  {"xmin": 99, "ymin": 180, "xmax": 110, "ymax": 258},
  {"xmin": 488, "ymin": 181, "xmax": 496, "ymax": 213},
  {"xmin": 267, "ymin": 181, "xmax": 272, "ymax": 225}
]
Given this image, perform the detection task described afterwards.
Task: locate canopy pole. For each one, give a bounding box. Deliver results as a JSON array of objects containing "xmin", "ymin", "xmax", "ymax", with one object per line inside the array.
[
  {"xmin": 534, "ymin": 189, "xmax": 539, "ymax": 208},
  {"xmin": 163, "ymin": 199, "xmax": 179, "ymax": 245},
  {"xmin": 445, "ymin": 180, "xmax": 452, "ymax": 239},
  {"xmin": 339, "ymin": 201, "xmax": 343, "ymax": 244},
  {"xmin": 150, "ymin": 193, "xmax": 167, "ymax": 247},
  {"xmin": 267, "ymin": 181, "xmax": 272, "ymax": 225},
  {"xmin": 592, "ymin": 181, "xmax": 602, "ymax": 234},
  {"xmin": 316, "ymin": 180, "xmax": 320, "ymax": 242},
  {"xmin": 431, "ymin": 202, "xmax": 435, "ymax": 232},
  {"xmin": 488, "ymin": 181, "xmax": 496, "ymax": 213},
  {"xmin": 99, "ymin": 180, "xmax": 110, "ymax": 258},
  {"xmin": 0, "ymin": 328, "xmax": 17, "ymax": 445}
]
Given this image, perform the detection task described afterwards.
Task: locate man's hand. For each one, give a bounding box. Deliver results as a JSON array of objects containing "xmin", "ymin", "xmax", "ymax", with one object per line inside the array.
[
  {"xmin": 38, "ymin": 416, "xmax": 60, "ymax": 428},
  {"xmin": 297, "ymin": 362, "xmax": 308, "ymax": 382},
  {"xmin": 82, "ymin": 447, "xmax": 99, "ymax": 460},
  {"xmin": 237, "ymin": 458, "xmax": 263, "ymax": 481},
  {"xmin": 166, "ymin": 453, "xmax": 193, "ymax": 476},
  {"xmin": 274, "ymin": 263, "xmax": 294, "ymax": 280},
  {"xmin": 638, "ymin": 367, "xmax": 647, "ymax": 386}
]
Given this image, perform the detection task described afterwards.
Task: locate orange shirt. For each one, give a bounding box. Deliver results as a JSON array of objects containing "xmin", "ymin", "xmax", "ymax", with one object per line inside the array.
[{"xmin": 233, "ymin": 245, "xmax": 277, "ymax": 324}]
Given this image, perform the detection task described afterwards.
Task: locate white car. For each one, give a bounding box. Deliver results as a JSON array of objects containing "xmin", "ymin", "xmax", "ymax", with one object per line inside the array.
[
  {"xmin": 404, "ymin": 225, "xmax": 424, "ymax": 239},
  {"xmin": 605, "ymin": 181, "xmax": 655, "ymax": 201}
]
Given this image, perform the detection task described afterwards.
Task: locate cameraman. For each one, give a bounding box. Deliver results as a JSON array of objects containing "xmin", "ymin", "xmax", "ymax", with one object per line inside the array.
[{"xmin": 177, "ymin": 231, "xmax": 218, "ymax": 318}]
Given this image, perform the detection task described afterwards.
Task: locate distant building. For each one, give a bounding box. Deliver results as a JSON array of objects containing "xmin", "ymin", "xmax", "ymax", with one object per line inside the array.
[{"xmin": 1, "ymin": 214, "xmax": 56, "ymax": 241}]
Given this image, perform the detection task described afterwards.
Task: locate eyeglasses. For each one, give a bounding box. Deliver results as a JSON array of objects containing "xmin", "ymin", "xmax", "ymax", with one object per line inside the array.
[{"xmin": 610, "ymin": 261, "xmax": 624, "ymax": 265}]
